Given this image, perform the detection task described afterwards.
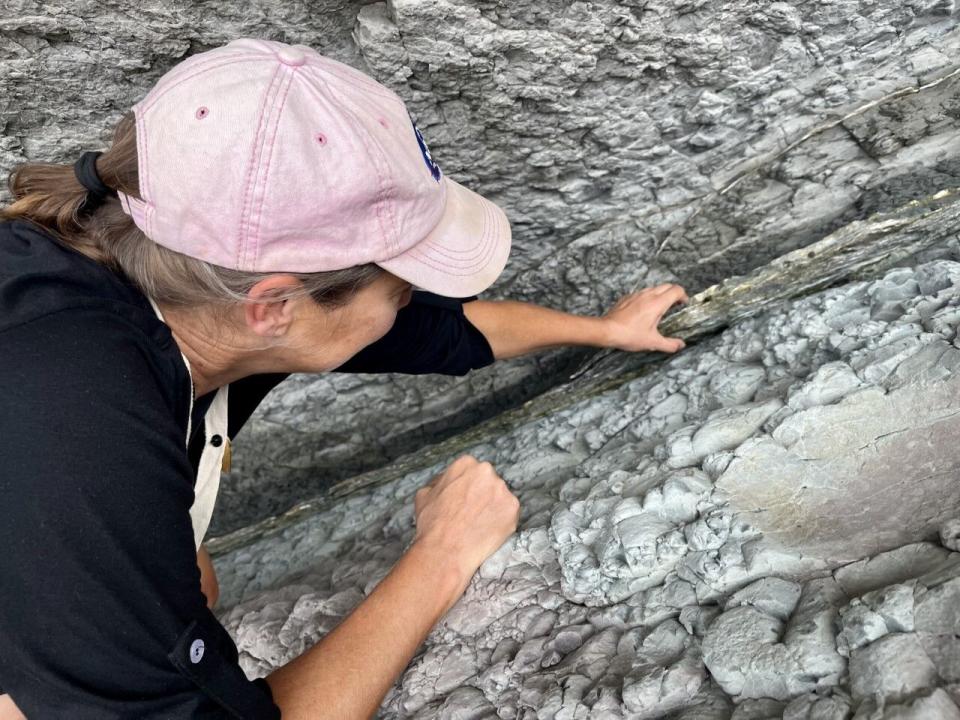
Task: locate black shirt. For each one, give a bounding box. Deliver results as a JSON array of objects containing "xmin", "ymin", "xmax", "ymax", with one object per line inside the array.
[{"xmin": 0, "ymin": 219, "xmax": 494, "ymax": 717}]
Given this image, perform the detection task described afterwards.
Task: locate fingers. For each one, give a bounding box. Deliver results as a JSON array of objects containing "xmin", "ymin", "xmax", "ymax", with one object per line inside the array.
[
  {"xmin": 412, "ymin": 454, "xmax": 519, "ymax": 578},
  {"xmin": 418, "ymin": 457, "xmax": 467, "ymax": 515},
  {"xmin": 413, "ymin": 485, "xmax": 431, "ymax": 520},
  {"xmin": 629, "ymin": 284, "xmax": 688, "ymax": 311},
  {"xmin": 650, "ymin": 334, "xmax": 686, "ymax": 353},
  {"xmin": 651, "ymin": 287, "xmax": 688, "ymax": 324},
  {"xmin": 622, "ymin": 284, "xmax": 688, "ymax": 300},
  {"xmin": 432, "ymin": 454, "xmax": 500, "ymax": 493},
  {"xmin": 427, "ymin": 454, "xmax": 476, "ymax": 490},
  {"xmin": 655, "ymin": 284, "xmax": 688, "ymax": 303},
  {"xmin": 446, "ymin": 454, "xmax": 479, "ymax": 476},
  {"xmin": 599, "ymin": 284, "xmax": 689, "ymax": 355}
]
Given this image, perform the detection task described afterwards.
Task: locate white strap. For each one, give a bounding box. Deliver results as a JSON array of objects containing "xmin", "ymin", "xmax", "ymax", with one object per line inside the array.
[{"xmin": 192, "ymin": 385, "xmax": 229, "ymax": 547}]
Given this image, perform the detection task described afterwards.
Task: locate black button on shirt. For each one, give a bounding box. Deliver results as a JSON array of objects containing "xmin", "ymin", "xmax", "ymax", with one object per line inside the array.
[{"xmin": 0, "ymin": 219, "xmax": 495, "ymax": 718}]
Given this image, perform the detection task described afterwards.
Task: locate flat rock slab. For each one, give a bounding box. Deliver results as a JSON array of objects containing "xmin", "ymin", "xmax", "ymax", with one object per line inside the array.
[{"xmin": 718, "ymin": 379, "xmax": 960, "ymax": 563}]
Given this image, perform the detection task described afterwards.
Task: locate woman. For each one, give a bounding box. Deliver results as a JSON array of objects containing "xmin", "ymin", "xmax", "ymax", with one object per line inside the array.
[{"xmin": 0, "ymin": 38, "xmax": 686, "ymax": 718}]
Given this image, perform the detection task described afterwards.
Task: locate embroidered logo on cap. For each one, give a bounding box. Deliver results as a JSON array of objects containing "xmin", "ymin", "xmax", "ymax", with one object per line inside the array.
[{"xmin": 409, "ymin": 113, "xmax": 442, "ymax": 183}]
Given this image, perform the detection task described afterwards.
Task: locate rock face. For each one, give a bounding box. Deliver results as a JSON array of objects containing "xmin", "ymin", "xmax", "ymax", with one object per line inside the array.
[
  {"xmin": 214, "ymin": 260, "xmax": 960, "ymax": 717},
  {"xmin": 4, "ymin": 2, "xmax": 960, "ymax": 534},
  {"xmin": 354, "ymin": 0, "xmax": 960, "ymax": 286}
]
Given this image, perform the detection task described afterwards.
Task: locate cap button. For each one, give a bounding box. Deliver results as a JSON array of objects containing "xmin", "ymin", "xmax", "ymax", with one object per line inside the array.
[{"xmin": 276, "ymin": 46, "xmax": 307, "ymax": 67}]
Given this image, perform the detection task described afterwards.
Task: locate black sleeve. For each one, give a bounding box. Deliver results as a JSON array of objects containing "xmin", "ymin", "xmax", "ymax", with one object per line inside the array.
[
  {"xmin": 332, "ymin": 291, "xmax": 495, "ymax": 375},
  {"xmin": 0, "ymin": 310, "xmax": 279, "ymax": 719}
]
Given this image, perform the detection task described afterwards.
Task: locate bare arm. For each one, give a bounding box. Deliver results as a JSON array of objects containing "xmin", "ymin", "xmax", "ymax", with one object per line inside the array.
[
  {"xmin": 196, "ymin": 544, "xmax": 219, "ymax": 609},
  {"xmin": 264, "ymin": 456, "xmax": 518, "ymax": 719},
  {"xmin": 0, "ymin": 694, "xmax": 26, "ymax": 720},
  {"xmin": 463, "ymin": 283, "xmax": 689, "ymax": 360}
]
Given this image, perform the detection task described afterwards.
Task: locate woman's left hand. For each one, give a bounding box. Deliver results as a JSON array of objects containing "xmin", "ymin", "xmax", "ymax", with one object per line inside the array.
[{"xmin": 601, "ymin": 283, "xmax": 689, "ymax": 353}]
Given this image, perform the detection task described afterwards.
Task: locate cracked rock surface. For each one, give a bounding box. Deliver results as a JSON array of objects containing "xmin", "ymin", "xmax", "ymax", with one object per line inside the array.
[
  {"xmin": 5, "ymin": 3, "xmax": 960, "ymax": 534},
  {"xmin": 214, "ymin": 260, "xmax": 960, "ymax": 717}
]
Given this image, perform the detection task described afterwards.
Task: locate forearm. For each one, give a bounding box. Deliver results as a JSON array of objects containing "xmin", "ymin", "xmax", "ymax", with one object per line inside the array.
[
  {"xmin": 464, "ymin": 300, "xmax": 610, "ymax": 360},
  {"xmin": 264, "ymin": 538, "xmax": 466, "ymax": 719},
  {"xmin": 196, "ymin": 544, "xmax": 219, "ymax": 609}
]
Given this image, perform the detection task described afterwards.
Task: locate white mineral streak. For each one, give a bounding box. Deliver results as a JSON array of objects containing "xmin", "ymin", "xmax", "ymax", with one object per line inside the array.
[{"xmin": 214, "ymin": 261, "xmax": 960, "ymax": 717}]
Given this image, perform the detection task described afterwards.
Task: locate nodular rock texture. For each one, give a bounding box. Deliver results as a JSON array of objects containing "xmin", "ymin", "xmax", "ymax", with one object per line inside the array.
[
  {"xmin": 213, "ymin": 257, "xmax": 960, "ymax": 718},
  {"xmin": 4, "ymin": 2, "xmax": 960, "ymax": 534}
]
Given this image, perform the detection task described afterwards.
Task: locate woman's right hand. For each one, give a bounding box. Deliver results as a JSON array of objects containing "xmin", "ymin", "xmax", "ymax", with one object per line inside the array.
[
  {"xmin": 264, "ymin": 455, "xmax": 519, "ymax": 717},
  {"xmin": 412, "ymin": 454, "xmax": 520, "ymax": 603}
]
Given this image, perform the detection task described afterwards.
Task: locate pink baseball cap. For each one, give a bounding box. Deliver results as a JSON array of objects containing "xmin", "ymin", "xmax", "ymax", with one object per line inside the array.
[{"xmin": 115, "ymin": 37, "xmax": 511, "ymax": 298}]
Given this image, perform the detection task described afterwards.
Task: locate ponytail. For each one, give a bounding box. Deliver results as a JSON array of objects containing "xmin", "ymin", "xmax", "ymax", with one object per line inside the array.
[{"xmin": 1, "ymin": 111, "xmax": 139, "ymax": 269}]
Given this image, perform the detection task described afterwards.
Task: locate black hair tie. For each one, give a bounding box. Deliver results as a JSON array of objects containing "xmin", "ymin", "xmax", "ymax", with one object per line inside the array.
[{"xmin": 73, "ymin": 150, "xmax": 117, "ymax": 216}]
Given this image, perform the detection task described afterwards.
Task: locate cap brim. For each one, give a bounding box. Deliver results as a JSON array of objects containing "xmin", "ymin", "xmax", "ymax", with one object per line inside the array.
[{"xmin": 376, "ymin": 177, "xmax": 511, "ymax": 298}]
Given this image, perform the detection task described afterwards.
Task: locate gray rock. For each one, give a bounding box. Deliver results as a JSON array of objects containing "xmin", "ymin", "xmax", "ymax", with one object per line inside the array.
[
  {"xmin": 724, "ymin": 577, "xmax": 803, "ymax": 622},
  {"xmin": 941, "ymin": 519, "xmax": 960, "ymax": 551},
  {"xmin": 848, "ymin": 633, "xmax": 938, "ymax": 703},
  {"xmin": 208, "ymin": 260, "xmax": 960, "ymax": 717},
  {"xmin": 833, "ymin": 541, "xmax": 957, "ymax": 597},
  {"xmin": 857, "ymin": 689, "xmax": 960, "ymax": 720},
  {"xmin": 782, "ymin": 693, "xmax": 852, "ymax": 720},
  {"xmin": 730, "ymin": 698, "xmax": 787, "ymax": 720},
  {"xmin": 914, "ymin": 576, "xmax": 960, "ymax": 633},
  {"xmin": 702, "ymin": 605, "xmax": 813, "ymax": 700},
  {"xmin": 715, "ymin": 379, "xmax": 960, "ymax": 565}
]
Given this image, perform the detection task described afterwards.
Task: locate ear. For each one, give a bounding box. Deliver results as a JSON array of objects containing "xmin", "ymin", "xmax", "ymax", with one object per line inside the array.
[{"xmin": 243, "ymin": 275, "xmax": 302, "ymax": 337}]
